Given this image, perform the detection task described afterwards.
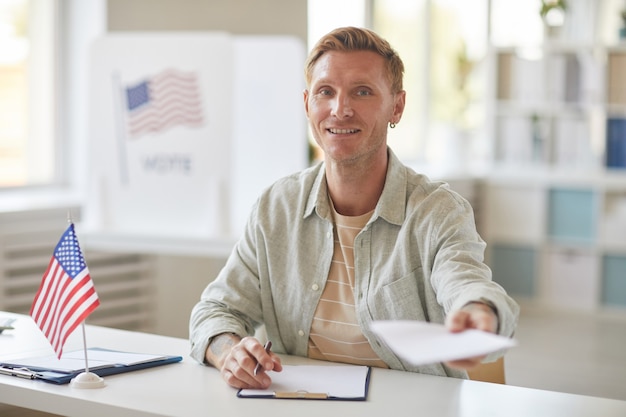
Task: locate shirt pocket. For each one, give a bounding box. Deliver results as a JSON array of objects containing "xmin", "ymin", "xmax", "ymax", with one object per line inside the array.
[{"xmin": 371, "ymin": 267, "xmax": 426, "ymax": 321}]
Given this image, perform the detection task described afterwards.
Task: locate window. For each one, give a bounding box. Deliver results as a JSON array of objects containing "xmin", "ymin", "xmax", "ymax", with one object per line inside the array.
[
  {"xmin": 307, "ymin": 0, "xmax": 490, "ymax": 168},
  {"xmin": 306, "ymin": 0, "xmax": 367, "ymax": 162},
  {"xmin": 0, "ymin": 0, "xmax": 57, "ymax": 187},
  {"xmin": 374, "ymin": 0, "xmax": 490, "ymax": 167},
  {"xmin": 307, "ymin": 0, "xmax": 367, "ymax": 48}
]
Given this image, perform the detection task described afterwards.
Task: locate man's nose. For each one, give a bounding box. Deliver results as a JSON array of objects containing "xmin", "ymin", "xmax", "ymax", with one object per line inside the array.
[{"xmin": 331, "ymin": 93, "xmax": 354, "ymax": 118}]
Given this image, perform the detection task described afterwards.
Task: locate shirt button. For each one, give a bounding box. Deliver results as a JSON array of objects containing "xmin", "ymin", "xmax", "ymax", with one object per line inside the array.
[
  {"xmin": 312, "ymin": 284, "xmax": 319, "ymax": 291},
  {"xmin": 298, "ymin": 330, "xmax": 305, "ymax": 337},
  {"xmin": 326, "ymin": 231, "xmax": 332, "ymax": 239}
]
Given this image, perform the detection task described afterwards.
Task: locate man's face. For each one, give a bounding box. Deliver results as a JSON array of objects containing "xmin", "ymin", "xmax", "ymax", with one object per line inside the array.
[{"xmin": 304, "ymin": 50, "xmax": 405, "ymax": 165}]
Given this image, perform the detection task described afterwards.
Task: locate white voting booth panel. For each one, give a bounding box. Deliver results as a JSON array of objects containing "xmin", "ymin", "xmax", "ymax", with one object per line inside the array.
[
  {"xmin": 85, "ymin": 32, "xmax": 307, "ymax": 241},
  {"xmin": 231, "ymin": 36, "xmax": 308, "ymax": 239}
]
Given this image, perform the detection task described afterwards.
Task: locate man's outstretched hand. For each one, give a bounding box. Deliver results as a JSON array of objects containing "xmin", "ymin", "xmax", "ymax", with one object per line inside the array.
[{"xmin": 444, "ymin": 302, "xmax": 498, "ymax": 369}]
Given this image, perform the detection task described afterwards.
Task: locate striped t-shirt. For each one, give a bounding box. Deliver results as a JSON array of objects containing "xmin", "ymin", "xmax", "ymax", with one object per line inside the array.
[{"xmin": 307, "ymin": 202, "xmax": 388, "ymax": 368}]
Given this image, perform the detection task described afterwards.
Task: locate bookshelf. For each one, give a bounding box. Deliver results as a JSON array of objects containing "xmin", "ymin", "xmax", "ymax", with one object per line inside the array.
[
  {"xmin": 484, "ymin": 37, "xmax": 626, "ymax": 313},
  {"xmin": 482, "ymin": 172, "xmax": 626, "ymax": 313},
  {"xmin": 607, "ymin": 48, "xmax": 626, "ymax": 108},
  {"xmin": 488, "ymin": 42, "xmax": 604, "ymax": 170},
  {"xmin": 606, "ymin": 47, "xmax": 626, "ymax": 169},
  {"xmin": 489, "ymin": 42, "xmax": 626, "ymax": 171}
]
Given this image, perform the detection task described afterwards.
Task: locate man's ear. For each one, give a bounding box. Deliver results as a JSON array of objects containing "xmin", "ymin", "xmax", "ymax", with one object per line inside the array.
[
  {"xmin": 303, "ymin": 89, "xmax": 310, "ymax": 118},
  {"xmin": 392, "ymin": 90, "xmax": 407, "ymax": 123}
]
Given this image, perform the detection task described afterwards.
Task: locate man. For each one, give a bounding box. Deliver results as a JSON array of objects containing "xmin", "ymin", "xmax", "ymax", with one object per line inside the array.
[{"xmin": 189, "ymin": 26, "xmax": 519, "ymax": 389}]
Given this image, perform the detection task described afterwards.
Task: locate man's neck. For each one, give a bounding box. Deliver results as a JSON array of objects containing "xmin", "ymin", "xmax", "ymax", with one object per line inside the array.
[{"xmin": 325, "ymin": 152, "xmax": 388, "ymax": 216}]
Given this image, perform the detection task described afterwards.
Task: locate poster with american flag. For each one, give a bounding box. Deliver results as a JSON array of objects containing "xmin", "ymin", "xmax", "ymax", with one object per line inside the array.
[
  {"xmin": 30, "ymin": 223, "xmax": 100, "ymax": 358},
  {"xmin": 124, "ymin": 69, "xmax": 204, "ymax": 139},
  {"xmin": 86, "ymin": 33, "xmax": 305, "ymax": 239}
]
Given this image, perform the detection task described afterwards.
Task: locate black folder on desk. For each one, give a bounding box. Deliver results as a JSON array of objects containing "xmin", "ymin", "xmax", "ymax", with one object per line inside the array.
[
  {"xmin": 237, "ymin": 365, "xmax": 371, "ymax": 401},
  {"xmin": 0, "ymin": 347, "xmax": 183, "ymax": 384}
]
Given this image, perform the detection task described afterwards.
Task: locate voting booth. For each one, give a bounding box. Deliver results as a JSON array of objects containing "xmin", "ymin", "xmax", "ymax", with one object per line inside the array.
[{"xmin": 84, "ymin": 32, "xmax": 308, "ymax": 240}]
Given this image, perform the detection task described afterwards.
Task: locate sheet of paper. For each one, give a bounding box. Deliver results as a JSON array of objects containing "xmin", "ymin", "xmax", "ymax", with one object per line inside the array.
[
  {"xmin": 369, "ymin": 320, "xmax": 517, "ymax": 366},
  {"xmin": 0, "ymin": 348, "xmax": 168, "ymax": 373},
  {"xmin": 238, "ymin": 365, "xmax": 370, "ymax": 399}
]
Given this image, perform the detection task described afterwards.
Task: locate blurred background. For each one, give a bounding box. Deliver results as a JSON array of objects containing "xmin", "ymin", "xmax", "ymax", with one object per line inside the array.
[{"xmin": 1, "ymin": 0, "xmax": 626, "ymax": 404}]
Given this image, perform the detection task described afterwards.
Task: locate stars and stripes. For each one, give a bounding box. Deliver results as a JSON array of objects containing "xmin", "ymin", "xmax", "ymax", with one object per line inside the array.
[
  {"xmin": 124, "ymin": 69, "xmax": 204, "ymax": 138},
  {"xmin": 30, "ymin": 223, "xmax": 100, "ymax": 358}
]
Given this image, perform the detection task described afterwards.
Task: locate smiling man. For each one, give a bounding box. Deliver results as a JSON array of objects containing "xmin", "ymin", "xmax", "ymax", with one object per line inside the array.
[{"xmin": 189, "ymin": 26, "xmax": 519, "ymax": 390}]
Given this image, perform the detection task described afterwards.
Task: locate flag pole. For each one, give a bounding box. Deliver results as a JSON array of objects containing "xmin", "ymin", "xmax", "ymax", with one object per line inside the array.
[
  {"xmin": 81, "ymin": 322, "xmax": 90, "ymax": 374},
  {"xmin": 65, "ymin": 210, "xmax": 105, "ymax": 389},
  {"xmin": 112, "ymin": 71, "xmax": 130, "ymax": 185},
  {"xmin": 67, "ymin": 211, "xmax": 91, "ymax": 374}
]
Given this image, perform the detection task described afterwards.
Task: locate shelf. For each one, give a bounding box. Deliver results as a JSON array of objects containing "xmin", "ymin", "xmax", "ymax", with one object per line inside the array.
[
  {"xmin": 602, "ymin": 255, "xmax": 626, "ymax": 307},
  {"xmin": 547, "ymin": 188, "xmax": 597, "ymax": 242},
  {"xmin": 80, "ymin": 230, "xmax": 237, "ymax": 258},
  {"xmin": 484, "ymin": 169, "xmax": 626, "ymax": 187},
  {"xmin": 482, "ymin": 174, "xmax": 626, "ymax": 312},
  {"xmin": 490, "ymin": 244, "xmax": 536, "ymax": 298},
  {"xmin": 541, "ymin": 248, "xmax": 599, "ymax": 311},
  {"xmin": 485, "ymin": 14, "xmax": 626, "ymax": 313}
]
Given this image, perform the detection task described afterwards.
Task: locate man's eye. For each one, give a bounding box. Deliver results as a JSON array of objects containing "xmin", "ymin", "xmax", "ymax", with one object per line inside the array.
[
  {"xmin": 356, "ymin": 89, "xmax": 371, "ymax": 96},
  {"xmin": 319, "ymin": 89, "xmax": 333, "ymax": 96}
]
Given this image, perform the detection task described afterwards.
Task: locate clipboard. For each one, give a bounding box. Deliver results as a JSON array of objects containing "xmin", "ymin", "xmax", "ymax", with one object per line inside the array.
[
  {"xmin": 0, "ymin": 347, "xmax": 183, "ymax": 384},
  {"xmin": 237, "ymin": 365, "xmax": 371, "ymax": 401}
]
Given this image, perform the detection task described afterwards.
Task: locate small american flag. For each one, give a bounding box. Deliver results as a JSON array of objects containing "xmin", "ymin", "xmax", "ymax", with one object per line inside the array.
[
  {"xmin": 124, "ymin": 69, "xmax": 204, "ymax": 138},
  {"xmin": 30, "ymin": 223, "xmax": 100, "ymax": 358}
]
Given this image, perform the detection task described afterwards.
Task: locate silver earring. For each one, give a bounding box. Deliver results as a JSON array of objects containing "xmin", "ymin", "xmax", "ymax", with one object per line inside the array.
[{"xmin": 389, "ymin": 122, "xmax": 396, "ymax": 129}]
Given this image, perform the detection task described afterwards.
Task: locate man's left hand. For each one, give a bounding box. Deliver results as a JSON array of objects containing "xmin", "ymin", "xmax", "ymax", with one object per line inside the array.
[{"xmin": 444, "ymin": 302, "xmax": 498, "ymax": 369}]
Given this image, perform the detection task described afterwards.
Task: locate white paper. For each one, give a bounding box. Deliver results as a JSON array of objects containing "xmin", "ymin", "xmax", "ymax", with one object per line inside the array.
[
  {"xmin": 369, "ymin": 321, "xmax": 517, "ymax": 366},
  {"xmin": 238, "ymin": 365, "xmax": 370, "ymax": 399},
  {"xmin": 1, "ymin": 348, "xmax": 169, "ymax": 373}
]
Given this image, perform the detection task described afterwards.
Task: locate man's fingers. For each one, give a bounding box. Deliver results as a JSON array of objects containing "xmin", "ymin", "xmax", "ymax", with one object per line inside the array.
[
  {"xmin": 445, "ymin": 310, "xmax": 470, "ymax": 333},
  {"xmin": 446, "ymin": 303, "xmax": 498, "ymax": 334},
  {"xmin": 220, "ymin": 339, "xmax": 273, "ymax": 389},
  {"xmin": 446, "ymin": 355, "xmax": 485, "ymax": 370},
  {"xmin": 242, "ymin": 337, "xmax": 282, "ymax": 375},
  {"xmin": 443, "ymin": 305, "xmax": 497, "ymax": 370}
]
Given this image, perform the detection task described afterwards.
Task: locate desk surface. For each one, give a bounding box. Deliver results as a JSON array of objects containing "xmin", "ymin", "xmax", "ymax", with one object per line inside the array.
[{"xmin": 2, "ymin": 312, "xmax": 626, "ymax": 417}]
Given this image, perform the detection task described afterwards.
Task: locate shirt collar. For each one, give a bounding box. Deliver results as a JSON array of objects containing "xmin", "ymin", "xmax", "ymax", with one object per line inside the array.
[
  {"xmin": 304, "ymin": 147, "xmax": 407, "ymax": 226},
  {"xmin": 376, "ymin": 148, "xmax": 407, "ymax": 226},
  {"xmin": 304, "ymin": 163, "xmax": 330, "ymax": 220}
]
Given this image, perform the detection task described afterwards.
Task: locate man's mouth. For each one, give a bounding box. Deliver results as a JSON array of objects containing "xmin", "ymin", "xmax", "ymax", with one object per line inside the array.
[{"xmin": 328, "ymin": 128, "xmax": 359, "ymax": 134}]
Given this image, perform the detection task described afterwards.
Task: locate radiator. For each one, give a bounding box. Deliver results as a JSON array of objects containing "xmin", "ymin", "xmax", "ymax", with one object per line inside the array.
[{"xmin": 0, "ymin": 207, "xmax": 155, "ymax": 332}]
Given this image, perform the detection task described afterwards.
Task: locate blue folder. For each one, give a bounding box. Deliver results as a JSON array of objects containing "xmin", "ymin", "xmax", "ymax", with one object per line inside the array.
[
  {"xmin": 0, "ymin": 347, "xmax": 183, "ymax": 384},
  {"xmin": 606, "ymin": 117, "xmax": 626, "ymax": 168}
]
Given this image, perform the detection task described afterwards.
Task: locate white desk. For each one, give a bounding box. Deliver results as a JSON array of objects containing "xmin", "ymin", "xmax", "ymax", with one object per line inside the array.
[{"xmin": 2, "ymin": 312, "xmax": 626, "ymax": 417}]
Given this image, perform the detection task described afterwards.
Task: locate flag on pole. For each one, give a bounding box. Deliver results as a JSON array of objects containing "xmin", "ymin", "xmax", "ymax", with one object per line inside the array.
[
  {"xmin": 30, "ymin": 223, "xmax": 100, "ymax": 358},
  {"xmin": 124, "ymin": 68, "xmax": 204, "ymax": 139}
]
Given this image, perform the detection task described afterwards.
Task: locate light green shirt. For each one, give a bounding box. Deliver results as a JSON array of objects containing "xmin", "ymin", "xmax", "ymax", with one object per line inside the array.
[{"xmin": 189, "ymin": 148, "xmax": 519, "ymax": 378}]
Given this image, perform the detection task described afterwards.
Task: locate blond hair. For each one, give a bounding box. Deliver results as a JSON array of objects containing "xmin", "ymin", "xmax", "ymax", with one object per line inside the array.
[{"xmin": 304, "ymin": 26, "xmax": 404, "ymax": 93}]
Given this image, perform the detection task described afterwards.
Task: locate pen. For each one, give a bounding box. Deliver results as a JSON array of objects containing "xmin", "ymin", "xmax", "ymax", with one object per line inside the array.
[
  {"xmin": 253, "ymin": 340, "xmax": 272, "ymax": 376},
  {"xmin": 0, "ymin": 367, "xmax": 36, "ymax": 380}
]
